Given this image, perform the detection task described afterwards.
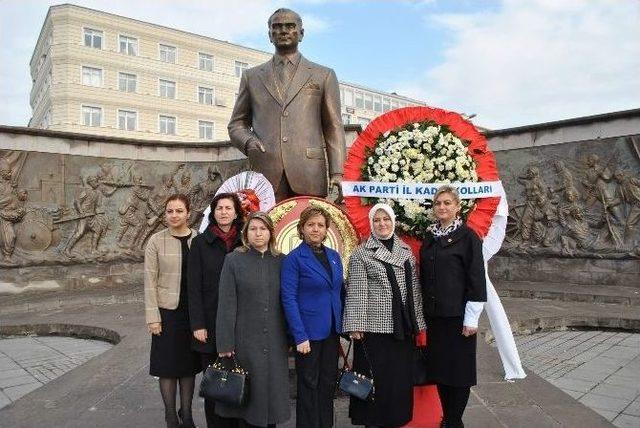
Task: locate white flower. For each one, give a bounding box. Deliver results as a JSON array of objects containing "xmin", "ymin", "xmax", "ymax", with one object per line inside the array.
[{"xmin": 375, "ymin": 147, "xmax": 383, "ymax": 155}]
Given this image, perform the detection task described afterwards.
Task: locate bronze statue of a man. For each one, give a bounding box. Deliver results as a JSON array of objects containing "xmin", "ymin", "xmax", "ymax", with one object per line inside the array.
[{"xmin": 228, "ymin": 8, "xmax": 346, "ymax": 201}]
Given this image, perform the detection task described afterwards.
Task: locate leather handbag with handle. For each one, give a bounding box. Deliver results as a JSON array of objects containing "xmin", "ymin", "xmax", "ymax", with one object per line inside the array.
[
  {"xmin": 199, "ymin": 356, "xmax": 249, "ymax": 406},
  {"xmin": 337, "ymin": 338, "xmax": 375, "ymax": 401}
]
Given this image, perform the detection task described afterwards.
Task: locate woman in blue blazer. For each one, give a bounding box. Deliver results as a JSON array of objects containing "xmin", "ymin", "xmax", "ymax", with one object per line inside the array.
[{"xmin": 281, "ymin": 206, "xmax": 343, "ymax": 428}]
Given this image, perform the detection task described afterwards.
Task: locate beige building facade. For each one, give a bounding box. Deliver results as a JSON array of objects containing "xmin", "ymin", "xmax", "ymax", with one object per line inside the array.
[{"xmin": 29, "ymin": 4, "xmax": 425, "ymax": 142}]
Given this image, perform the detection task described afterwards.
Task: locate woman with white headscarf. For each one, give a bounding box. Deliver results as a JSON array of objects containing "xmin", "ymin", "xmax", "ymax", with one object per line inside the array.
[{"xmin": 343, "ymin": 203, "xmax": 426, "ymax": 428}]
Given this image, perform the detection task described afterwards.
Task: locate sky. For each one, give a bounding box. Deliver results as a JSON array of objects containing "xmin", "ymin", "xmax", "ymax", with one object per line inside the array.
[{"xmin": 0, "ymin": 0, "xmax": 639, "ymax": 129}]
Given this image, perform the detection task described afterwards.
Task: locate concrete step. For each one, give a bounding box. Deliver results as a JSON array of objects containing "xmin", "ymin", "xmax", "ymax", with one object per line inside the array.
[{"xmin": 495, "ymin": 281, "xmax": 640, "ymax": 306}]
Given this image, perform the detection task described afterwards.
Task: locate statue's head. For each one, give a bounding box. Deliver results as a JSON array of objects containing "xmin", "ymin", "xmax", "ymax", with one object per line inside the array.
[
  {"xmin": 207, "ymin": 165, "xmax": 221, "ymax": 180},
  {"xmin": 181, "ymin": 170, "xmax": 191, "ymax": 185},
  {"xmin": 162, "ymin": 174, "xmax": 174, "ymax": 188},
  {"xmin": 17, "ymin": 189, "xmax": 28, "ymax": 201},
  {"xmin": 586, "ymin": 154, "xmax": 599, "ymax": 166},
  {"xmin": 86, "ymin": 175, "xmax": 99, "ymax": 188},
  {"xmin": 527, "ymin": 166, "xmax": 539, "ymax": 178},
  {"xmin": 268, "ymin": 8, "xmax": 304, "ymax": 53}
]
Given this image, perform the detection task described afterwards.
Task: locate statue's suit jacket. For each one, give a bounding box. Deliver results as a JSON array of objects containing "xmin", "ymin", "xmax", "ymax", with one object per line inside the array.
[{"xmin": 228, "ymin": 55, "xmax": 346, "ymax": 197}]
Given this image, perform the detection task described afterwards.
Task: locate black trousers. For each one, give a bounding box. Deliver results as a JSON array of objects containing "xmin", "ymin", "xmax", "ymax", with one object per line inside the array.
[
  {"xmin": 294, "ymin": 334, "xmax": 339, "ymax": 428},
  {"xmin": 437, "ymin": 384, "xmax": 470, "ymax": 426}
]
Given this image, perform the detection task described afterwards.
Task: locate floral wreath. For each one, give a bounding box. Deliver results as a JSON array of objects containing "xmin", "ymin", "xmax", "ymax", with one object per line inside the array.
[{"xmin": 344, "ymin": 106, "xmax": 500, "ymax": 248}]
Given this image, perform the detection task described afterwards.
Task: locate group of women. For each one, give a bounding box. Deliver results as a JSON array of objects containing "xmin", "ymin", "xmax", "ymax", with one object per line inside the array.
[{"xmin": 144, "ymin": 184, "xmax": 487, "ymax": 428}]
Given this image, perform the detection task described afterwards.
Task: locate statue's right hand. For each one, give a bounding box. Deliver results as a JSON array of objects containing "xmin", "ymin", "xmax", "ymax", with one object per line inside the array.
[
  {"xmin": 246, "ymin": 138, "xmax": 266, "ymax": 153},
  {"xmin": 148, "ymin": 322, "xmax": 162, "ymax": 335},
  {"xmin": 193, "ymin": 329, "xmax": 208, "ymax": 343}
]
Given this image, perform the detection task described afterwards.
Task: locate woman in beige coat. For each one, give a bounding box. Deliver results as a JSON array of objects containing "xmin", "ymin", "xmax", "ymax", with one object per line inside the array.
[{"xmin": 144, "ymin": 194, "xmax": 201, "ymax": 428}]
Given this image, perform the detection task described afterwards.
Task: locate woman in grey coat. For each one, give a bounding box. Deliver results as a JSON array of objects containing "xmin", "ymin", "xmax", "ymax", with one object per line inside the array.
[{"xmin": 216, "ymin": 212, "xmax": 290, "ymax": 428}]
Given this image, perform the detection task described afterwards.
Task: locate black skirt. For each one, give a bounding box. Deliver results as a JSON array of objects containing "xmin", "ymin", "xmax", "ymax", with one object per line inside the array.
[
  {"xmin": 349, "ymin": 333, "xmax": 415, "ymax": 427},
  {"xmin": 425, "ymin": 316, "xmax": 477, "ymax": 387},
  {"xmin": 149, "ymin": 306, "xmax": 201, "ymax": 378}
]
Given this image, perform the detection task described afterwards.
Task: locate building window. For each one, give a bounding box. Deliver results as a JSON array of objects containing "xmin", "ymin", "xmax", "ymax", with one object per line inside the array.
[
  {"xmin": 199, "ymin": 120, "xmax": 214, "ymax": 140},
  {"xmin": 383, "ymin": 97, "xmax": 391, "ymax": 112},
  {"xmin": 373, "ymin": 95, "xmax": 382, "ymax": 112},
  {"xmin": 355, "ymin": 91, "xmax": 364, "ymax": 109},
  {"xmin": 399, "ymin": 101, "xmax": 407, "ymax": 108},
  {"xmin": 159, "ymin": 79, "xmax": 176, "ymax": 99},
  {"xmin": 82, "ymin": 105, "xmax": 101, "ymax": 127},
  {"xmin": 344, "ymin": 89, "xmax": 354, "ymax": 107},
  {"xmin": 159, "ymin": 44, "xmax": 176, "ymax": 63},
  {"xmin": 118, "ymin": 110, "xmax": 137, "ymax": 131},
  {"xmin": 198, "ymin": 87, "xmax": 214, "ymax": 105},
  {"xmin": 119, "ymin": 35, "xmax": 138, "ymax": 56},
  {"xmin": 364, "ymin": 94, "xmax": 373, "ymax": 110},
  {"xmin": 83, "ymin": 28, "xmax": 103, "ymax": 49},
  {"xmin": 159, "ymin": 115, "xmax": 176, "ymax": 135},
  {"xmin": 199, "ymin": 53, "xmax": 213, "ymax": 71},
  {"xmin": 118, "ymin": 72, "xmax": 136, "ymax": 92},
  {"xmin": 391, "ymin": 99, "xmax": 399, "ymax": 109},
  {"xmin": 234, "ymin": 61, "xmax": 248, "ymax": 77},
  {"xmin": 341, "ymin": 114, "xmax": 351, "ymax": 124},
  {"xmin": 82, "ymin": 66, "xmax": 102, "ymax": 87}
]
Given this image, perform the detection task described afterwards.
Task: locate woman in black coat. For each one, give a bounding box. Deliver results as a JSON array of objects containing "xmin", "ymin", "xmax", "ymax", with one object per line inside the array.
[
  {"xmin": 188, "ymin": 192, "xmax": 244, "ymax": 428},
  {"xmin": 420, "ymin": 185, "xmax": 487, "ymax": 428}
]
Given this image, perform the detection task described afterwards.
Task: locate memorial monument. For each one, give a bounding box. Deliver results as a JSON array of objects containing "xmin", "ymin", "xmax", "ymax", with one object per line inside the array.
[{"xmin": 228, "ymin": 8, "xmax": 346, "ymax": 201}]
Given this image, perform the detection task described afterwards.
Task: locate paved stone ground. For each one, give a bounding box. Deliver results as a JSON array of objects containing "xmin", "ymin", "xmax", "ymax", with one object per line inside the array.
[
  {"xmin": 514, "ymin": 330, "xmax": 640, "ymax": 428},
  {"xmin": 0, "ymin": 336, "xmax": 112, "ymax": 410},
  {"xmin": 0, "ymin": 282, "xmax": 629, "ymax": 427}
]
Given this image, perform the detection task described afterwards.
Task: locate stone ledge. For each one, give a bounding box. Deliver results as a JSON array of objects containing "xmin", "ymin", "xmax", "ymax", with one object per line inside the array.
[{"xmin": 0, "ymin": 323, "xmax": 121, "ymax": 345}]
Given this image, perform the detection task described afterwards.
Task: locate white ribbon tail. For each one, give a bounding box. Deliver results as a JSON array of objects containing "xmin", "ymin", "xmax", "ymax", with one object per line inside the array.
[{"xmin": 483, "ymin": 188, "xmax": 527, "ymax": 380}]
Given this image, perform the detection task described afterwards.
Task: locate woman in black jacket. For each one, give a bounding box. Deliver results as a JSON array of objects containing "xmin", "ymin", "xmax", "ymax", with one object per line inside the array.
[
  {"xmin": 420, "ymin": 185, "xmax": 486, "ymax": 428},
  {"xmin": 188, "ymin": 192, "xmax": 244, "ymax": 428}
]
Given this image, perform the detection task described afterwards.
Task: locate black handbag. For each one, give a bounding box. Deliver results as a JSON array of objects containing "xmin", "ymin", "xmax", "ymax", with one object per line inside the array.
[
  {"xmin": 337, "ymin": 338, "xmax": 375, "ymax": 401},
  {"xmin": 199, "ymin": 356, "xmax": 249, "ymax": 406},
  {"xmin": 413, "ymin": 346, "xmax": 430, "ymax": 385}
]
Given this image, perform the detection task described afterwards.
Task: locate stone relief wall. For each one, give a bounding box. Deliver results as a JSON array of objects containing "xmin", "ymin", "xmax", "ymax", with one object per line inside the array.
[
  {"xmin": 496, "ymin": 136, "xmax": 640, "ymax": 259},
  {"xmin": 0, "ymin": 149, "xmax": 247, "ymax": 268}
]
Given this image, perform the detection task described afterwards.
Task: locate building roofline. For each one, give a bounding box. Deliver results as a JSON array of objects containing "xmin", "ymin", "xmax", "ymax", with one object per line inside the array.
[
  {"xmin": 29, "ymin": 6, "xmax": 54, "ymax": 66},
  {"xmin": 0, "ymin": 125, "xmax": 233, "ymax": 149},
  {"xmin": 484, "ymin": 108, "xmax": 640, "ymax": 137},
  {"xmin": 339, "ymin": 80, "xmax": 426, "ymax": 105},
  {"xmin": 31, "ymin": 3, "xmax": 273, "ymax": 66}
]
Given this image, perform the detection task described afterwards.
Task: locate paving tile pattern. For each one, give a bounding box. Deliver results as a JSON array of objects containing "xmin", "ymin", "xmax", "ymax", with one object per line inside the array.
[
  {"xmin": 0, "ymin": 336, "xmax": 112, "ymax": 410},
  {"xmin": 515, "ymin": 330, "xmax": 640, "ymax": 428}
]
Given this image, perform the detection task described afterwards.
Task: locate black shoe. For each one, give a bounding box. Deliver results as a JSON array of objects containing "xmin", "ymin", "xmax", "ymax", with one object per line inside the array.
[
  {"xmin": 165, "ymin": 411, "xmax": 180, "ymax": 428},
  {"xmin": 178, "ymin": 409, "xmax": 196, "ymax": 428}
]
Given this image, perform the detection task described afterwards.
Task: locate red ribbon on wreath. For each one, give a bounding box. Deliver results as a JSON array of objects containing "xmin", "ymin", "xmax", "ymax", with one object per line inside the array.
[{"xmin": 344, "ymin": 106, "xmax": 500, "ymax": 251}]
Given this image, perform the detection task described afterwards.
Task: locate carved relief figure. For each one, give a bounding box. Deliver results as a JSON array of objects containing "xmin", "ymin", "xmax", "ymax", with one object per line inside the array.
[
  {"xmin": 615, "ymin": 170, "xmax": 640, "ymax": 245},
  {"xmin": 63, "ymin": 176, "xmax": 109, "ymax": 257},
  {"xmin": 189, "ymin": 165, "xmax": 223, "ymax": 226},
  {"xmin": 581, "ymin": 154, "xmax": 624, "ymax": 248},
  {"xmin": 0, "ymin": 187, "xmax": 28, "ymax": 260},
  {"xmin": 558, "ymin": 189, "xmax": 591, "ymax": 255},
  {"xmin": 117, "ymin": 175, "xmax": 151, "ymax": 249},
  {"xmin": 516, "ymin": 166, "xmax": 549, "ymax": 243}
]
